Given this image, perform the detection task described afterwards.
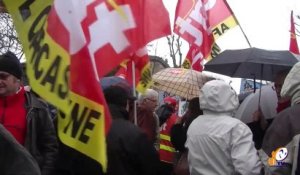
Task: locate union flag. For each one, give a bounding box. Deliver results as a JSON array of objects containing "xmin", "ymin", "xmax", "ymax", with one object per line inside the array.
[
  {"xmin": 175, "ymin": 0, "xmax": 238, "ymax": 71},
  {"xmin": 115, "ymin": 47, "xmax": 152, "ymax": 93},
  {"xmin": 47, "ymin": 0, "xmax": 171, "ymax": 77},
  {"xmin": 4, "ymin": 0, "xmax": 171, "ymax": 172}
]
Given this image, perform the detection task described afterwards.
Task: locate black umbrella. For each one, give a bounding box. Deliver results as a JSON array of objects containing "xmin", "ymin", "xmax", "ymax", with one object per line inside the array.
[{"xmin": 204, "ymin": 47, "xmax": 299, "ymax": 81}]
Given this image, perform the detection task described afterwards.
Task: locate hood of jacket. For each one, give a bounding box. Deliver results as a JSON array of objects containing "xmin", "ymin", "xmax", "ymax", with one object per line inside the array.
[
  {"xmin": 281, "ymin": 62, "xmax": 300, "ymax": 105},
  {"xmin": 199, "ymin": 80, "xmax": 239, "ymax": 115}
]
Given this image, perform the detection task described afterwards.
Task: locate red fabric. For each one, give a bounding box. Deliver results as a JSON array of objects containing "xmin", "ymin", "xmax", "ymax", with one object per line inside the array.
[
  {"xmin": 115, "ymin": 47, "xmax": 150, "ymax": 92},
  {"xmin": 184, "ymin": 46, "xmax": 205, "ymax": 71},
  {"xmin": 174, "ymin": 0, "xmax": 237, "ymax": 71},
  {"xmin": 163, "ymin": 97, "xmax": 177, "ymax": 109},
  {"xmin": 47, "ymin": 0, "xmax": 171, "ymax": 78},
  {"xmin": 0, "ymin": 87, "xmax": 27, "ymax": 145},
  {"xmin": 289, "ymin": 11, "xmax": 299, "ymax": 54},
  {"xmin": 159, "ymin": 114, "xmax": 177, "ymax": 163},
  {"xmin": 47, "ymin": 0, "xmax": 170, "ymax": 136},
  {"xmin": 276, "ymin": 100, "xmax": 291, "ymax": 113},
  {"xmin": 136, "ymin": 107, "xmax": 157, "ymax": 144}
]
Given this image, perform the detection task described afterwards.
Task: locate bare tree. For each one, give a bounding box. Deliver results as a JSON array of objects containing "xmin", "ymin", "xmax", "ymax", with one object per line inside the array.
[
  {"xmin": 0, "ymin": 5, "xmax": 24, "ymax": 59},
  {"xmin": 167, "ymin": 34, "xmax": 182, "ymax": 68}
]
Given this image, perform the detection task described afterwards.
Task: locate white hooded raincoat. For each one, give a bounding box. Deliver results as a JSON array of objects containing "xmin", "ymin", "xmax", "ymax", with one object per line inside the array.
[{"xmin": 186, "ymin": 80, "xmax": 262, "ymax": 175}]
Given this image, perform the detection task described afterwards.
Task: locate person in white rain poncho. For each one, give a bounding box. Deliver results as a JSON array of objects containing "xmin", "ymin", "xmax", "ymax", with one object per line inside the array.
[{"xmin": 186, "ymin": 80, "xmax": 262, "ymax": 175}]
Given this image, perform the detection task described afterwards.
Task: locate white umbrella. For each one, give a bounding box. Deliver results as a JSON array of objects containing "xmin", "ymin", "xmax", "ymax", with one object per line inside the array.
[{"xmin": 235, "ymin": 85, "xmax": 278, "ymax": 124}]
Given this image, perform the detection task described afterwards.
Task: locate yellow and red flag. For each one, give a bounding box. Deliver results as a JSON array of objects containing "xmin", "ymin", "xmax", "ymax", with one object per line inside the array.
[
  {"xmin": 174, "ymin": 0, "xmax": 238, "ymax": 71},
  {"xmin": 4, "ymin": 0, "xmax": 170, "ymax": 171},
  {"xmin": 115, "ymin": 47, "xmax": 152, "ymax": 93},
  {"xmin": 289, "ymin": 11, "xmax": 299, "ymax": 55}
]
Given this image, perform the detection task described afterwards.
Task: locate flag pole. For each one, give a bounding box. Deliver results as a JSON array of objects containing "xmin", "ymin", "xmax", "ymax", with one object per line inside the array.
[
  {"xmin": 290, "ymin": 10, "xmax": 300, "ymax": 54},
  {"xmin": 132, "ymin": 60, "xmax": 137, "ymax": 125},
  {"xmin": 224, "ymin": 0, "xmax": 252, "ymax": 48}
]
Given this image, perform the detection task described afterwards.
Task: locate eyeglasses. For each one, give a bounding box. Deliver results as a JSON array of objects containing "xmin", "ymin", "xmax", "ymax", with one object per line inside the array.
[
  {"xmin": 0, "ymin": 73, "xmax": 11, "ymax": 80},
  {"xmin": 145, "ymin": 98, "xmax": 157, "ymax": 103}
]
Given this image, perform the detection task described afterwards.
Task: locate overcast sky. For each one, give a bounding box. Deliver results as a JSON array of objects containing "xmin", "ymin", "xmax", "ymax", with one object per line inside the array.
[{"xmin": 149, "ymin": 0, "xmax": 300, "ymax": 93}]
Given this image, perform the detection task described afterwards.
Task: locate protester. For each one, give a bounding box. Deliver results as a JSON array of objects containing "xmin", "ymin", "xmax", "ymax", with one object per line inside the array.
[
  {"xmin": 0, "ymin": 51, "xmax": 58, "ymax": 175},
  {"xmin": 0, "ymin": 123, "xmax": 41, "ymax": 175},
  {"xmin": 262, "ymin": 62, "xmax": 300, "ymax": 156},
  {"xmin": 249, "ymin": 69, "xmax": 290, "ymax": 149},
  {"xmin": 170, "ymin": 97, "xmax": 202, "ymax": 175},
  {"xmin": 186, "ymin": 80, "xmax": 262, "ymax": 175},
  {"xmin": 134, "ymin": 89, "xmax": 159, "ymax": 148},
  {"xmin": 156, "ymin": 96, "xmax": 178, "ymax": 175},
  {"xmin": 171, "ymin": 97, "xmax": 202, "ymax": 152},
  {"xmin": 156, "ymin": 96, "xmax": 177, "ymax": 127},
  {"xmin": 104, "ymin": 85, "xmax": 160, "ymax": 175}
]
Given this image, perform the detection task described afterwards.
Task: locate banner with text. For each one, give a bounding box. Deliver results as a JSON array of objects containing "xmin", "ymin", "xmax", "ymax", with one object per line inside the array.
[{"xmin": 175, "ymin": 0, "xmax": 238, "ymax": 71}]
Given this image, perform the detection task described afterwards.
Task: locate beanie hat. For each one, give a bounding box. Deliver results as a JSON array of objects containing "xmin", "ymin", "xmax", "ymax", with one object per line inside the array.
[
  {"xmin": 104, "ymin": 86, "xmax": 134, "ymax": 108},
  {"xmin": 0, "ymin": 51, "xmax": 22, "ymax": 79},
  {"xmin": 101, "ymin": 76, "xmax": 136, "ymax": 101}
]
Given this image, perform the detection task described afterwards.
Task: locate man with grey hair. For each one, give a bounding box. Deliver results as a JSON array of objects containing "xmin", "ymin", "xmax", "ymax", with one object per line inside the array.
[{"xmin": 133, "ymin": 89, "xmax": 159, "ymax": 149}]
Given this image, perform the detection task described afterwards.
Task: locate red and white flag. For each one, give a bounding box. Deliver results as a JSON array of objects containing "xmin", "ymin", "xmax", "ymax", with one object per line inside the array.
[
  {"xmin": 46, "ymin": 0, "xmax": 171, "ymax": 167},
  {"xmin": 48, "ymin": 0, "xmax": 171, "ymax": 78},
  {"xmin": 4, "ymin": 0, "xmax": 171, "ymax": 172},
  {"xmin": 47, "ymin": 0, "xmax": 171, "ymax": 171},
  {"xmin": 289, "ymin": 11, "xmax": 299, "ymax": 54},
  {"xmin": 115, "ymin": 47, "xmax": 152, "ymax": 93},
  {"xmin": 182, "ymin": 45, "xmax": 205, "ymax": 71},
  {"xmin": 174, "ymin": 0, "xmax": 238, "ymax": 71}
]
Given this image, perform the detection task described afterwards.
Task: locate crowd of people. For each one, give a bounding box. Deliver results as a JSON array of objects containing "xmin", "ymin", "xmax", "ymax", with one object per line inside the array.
[{"xmin": 1, "ymin": 50, "xmax": 300, "ymax": 175}]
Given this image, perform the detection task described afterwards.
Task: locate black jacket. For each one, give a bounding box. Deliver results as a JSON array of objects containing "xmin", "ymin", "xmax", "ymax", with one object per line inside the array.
[
  {"xmin": 106, "ymin": 104, "xmax": 160, "ymax": 175},
  {"xmin": 24, "ymin": 92, "xmax": 58, "ymax": 175},
  {"xmin": 53, "ymin": 141, "xmax": 104, "ymax": 175},
  {"xmin": 0, "ymin": 124, "xmax": 41, "ymax": 175},
  {"xmin": 53, "ymin": 104, "xmax": 160, "ymax": 175}
]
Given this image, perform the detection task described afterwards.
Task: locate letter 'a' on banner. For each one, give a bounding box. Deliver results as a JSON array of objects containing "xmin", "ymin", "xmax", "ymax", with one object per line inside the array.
[{"xmin": 3, "ymin": 0, "xmax": 111, "ymax": 171}]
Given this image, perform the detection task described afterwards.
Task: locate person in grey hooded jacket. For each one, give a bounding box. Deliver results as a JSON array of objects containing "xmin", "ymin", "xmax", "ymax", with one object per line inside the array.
[{"xmin": 186, "ymin": 80, "xmax": 262, "ymax": 175}]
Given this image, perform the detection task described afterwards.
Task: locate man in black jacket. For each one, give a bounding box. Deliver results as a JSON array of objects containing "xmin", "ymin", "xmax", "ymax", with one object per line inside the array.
[
  {"xmin": 54, "ymin": 78, "xmax": 160, "ymax": 175},
  {"xmin": 0, "ymin": 52, "xmax": 58, "ymax": 175},
  {"xmin": 104, "ymin": 84, "xmax": 160, "ymax": 175}
]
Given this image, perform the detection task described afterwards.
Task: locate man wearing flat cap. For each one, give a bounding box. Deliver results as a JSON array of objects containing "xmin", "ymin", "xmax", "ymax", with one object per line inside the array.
[{"xmin": 0, "ymin": 51, "xmax": 58, "ymax": 175}]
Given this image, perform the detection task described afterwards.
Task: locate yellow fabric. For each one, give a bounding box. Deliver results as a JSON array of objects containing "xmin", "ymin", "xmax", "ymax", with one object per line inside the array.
[
  {"xmin": 160, "ymin": 133, "xmax": 171, "ymax": 141},
  {"xmin": 3, "ymin": 0, "xmax": 108, "ymax": 171},
  {"xmin": 160, "ymin": 144, "xmax": 176, "ymax": 152}
]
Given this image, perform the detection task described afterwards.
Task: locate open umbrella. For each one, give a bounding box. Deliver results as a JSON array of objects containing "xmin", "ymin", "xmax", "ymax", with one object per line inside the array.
[
  {"xmin": 152, "ymin": 68, "xmax": 214, "ymax": 100},
  {"xmin": 235, "ymin": 85, "xmax": 278, "ymax": 124},
  {"xmin": 205, "ymin": 47, "xmax": 298, "ymax": 81}
]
